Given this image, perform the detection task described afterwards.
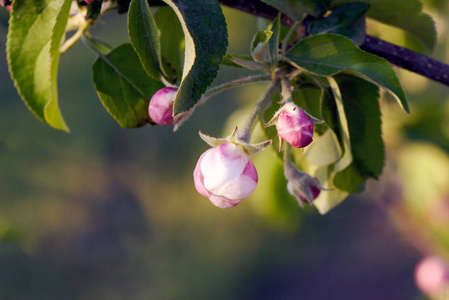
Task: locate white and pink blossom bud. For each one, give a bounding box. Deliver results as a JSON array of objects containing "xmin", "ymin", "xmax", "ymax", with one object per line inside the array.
[
  {"xmin": 415, "ymin": 256, "xmax": 449, "ymax": 297},
  {"xmin": 193, "ymin": 143, "xmax": 258, "ymax": 209},
  {"xmin": 276, "ymin": 103, "xmax": 314, "ymax": 148},
  {"xmin": 148, "ymin": 87, "xmax": 178, "ymax": 125}
]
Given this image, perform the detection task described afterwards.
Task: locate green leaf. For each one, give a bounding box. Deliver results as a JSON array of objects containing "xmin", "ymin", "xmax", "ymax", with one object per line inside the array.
[
  {"xmin": 336, "ymin": 74, "xmax": 384, "ymax": 179},
  {"xmin": 309, "ymin": 2, "xmax": 370, "ymax": 45},
  {"xmin": 261, "ymin": 0, "xmax": 329, "ymax": 19},
  {"xmin": 311, "ymin": 165, "xmax": 349, "ymax": 214},
  {"xmin": 162, "ymin": 0, "xmax": 228, "ymax": 115},
  {"xmin": 224, "ymin": 55, "xmax": 269, "ymax": 71},
  {"xmin": 154, "ymin": 6, "xmax": 185, "ymax": 81},
  {"xmin": 7, "ymin": 0, "xmax": 72, "ymax": 131},
  {"xmin": 328, "ymin": 76, "xmax": 353, "ymax": 173},
  {"xmin": 128, "ymin": 0, "xmax": 164, "ymax": 80},
  {"xmin": 220, "ymin": 54, "xmax": 253, "ymax": 68},
  {"xmin": 267, "ymin": 14, "xmax": 281, "ymax": 68},
  {"xmin": 331, "ymin": 0, "xmax": 436, "ymax": 53},
  {"xmin": 284, "ymin": 34, "xmax": 409, "ymax": 113},
  {"xmin": 251, "ymin": 30, "xmax": 273, "ymax": 62},
  {"xmin": 92, "ymin": 44, "xmax": 164, "ymax": 128},
  {"xmin": 304, "ymin": 129, "xmax": 342, "ymax": 167},
  {"xmin": 333, "ymin": 163, "xmax": 367, "ymax": 192}
]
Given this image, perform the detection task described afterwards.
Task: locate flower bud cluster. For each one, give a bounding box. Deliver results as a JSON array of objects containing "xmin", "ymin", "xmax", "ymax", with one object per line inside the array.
[{"xmin": 149, "ymin": 85, "xmax": 324, "ymax": 209}]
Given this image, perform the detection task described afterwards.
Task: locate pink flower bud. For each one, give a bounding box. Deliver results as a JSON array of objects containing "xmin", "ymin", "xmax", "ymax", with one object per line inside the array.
[
  {"xmin": 276, "ymin": 103, "xmax": 313, "ymax": 148},
  {"xmin": 148, "ymin": 87, "xmax": 178, "ymax": 125},
  {"xmin": 284, "ymin": 161, "xmax": 323, "ymax": 206},
  {"xmin": 193, "ymin": 143, "xmax": 258, "ymax": 209},
  {"xmin": 415, "ymin": 256, "xmax": 449, "ymax": 296},
  {"xmin": 287, "ymin": 177, "xmax": 321, "ymax": 204}
]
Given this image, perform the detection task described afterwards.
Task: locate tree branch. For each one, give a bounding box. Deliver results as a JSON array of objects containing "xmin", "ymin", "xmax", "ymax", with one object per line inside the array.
[{"xmin": 219, "ymin": 0, "xmax": 449, "ymax": 87}]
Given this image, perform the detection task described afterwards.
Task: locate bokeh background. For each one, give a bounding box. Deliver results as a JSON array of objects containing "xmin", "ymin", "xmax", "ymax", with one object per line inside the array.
[{"xmin": 1, "ymin": 1, "xmax": 449, "ymax": 299}]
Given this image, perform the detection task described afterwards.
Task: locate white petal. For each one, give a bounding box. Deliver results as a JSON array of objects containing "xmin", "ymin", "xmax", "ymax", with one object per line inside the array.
[{"xmin": 201, "ymin": 143, "xmax": 248, "ymax": 193}]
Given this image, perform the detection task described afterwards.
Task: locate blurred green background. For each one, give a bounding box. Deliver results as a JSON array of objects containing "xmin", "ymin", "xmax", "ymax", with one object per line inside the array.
[{"xmin": 1, "ymin": 1, "xmax": 449, "ymax": 299}]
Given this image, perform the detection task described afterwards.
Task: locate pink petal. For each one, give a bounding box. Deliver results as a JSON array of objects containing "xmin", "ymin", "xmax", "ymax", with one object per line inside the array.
[
  {"xmin": 193, "ymin": 150, "xmax": 212, "ymax": 198},
  {"xmin": 209, "ymin": 194, "xmax": 240, "ymax": 209}
]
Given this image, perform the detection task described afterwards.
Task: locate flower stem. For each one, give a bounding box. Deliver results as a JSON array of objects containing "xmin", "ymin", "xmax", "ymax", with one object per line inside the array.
[
  {"xmin": 199, "ymin": 74, "xmax": 272, "ymax": 105},
  {"xmin": 281, "ymin": 20, "xmax": 302, "ymax": 55},
  {"xmin": 237, "ymin": 80, "xmax": 279, "ymax": 143},
  {"xmin": 60, "ymin": 20, "xmax": 92, "ymax": 54}
]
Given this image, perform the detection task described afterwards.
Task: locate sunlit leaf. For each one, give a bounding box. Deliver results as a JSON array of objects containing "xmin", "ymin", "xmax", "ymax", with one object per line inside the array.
[
  {"xmin": 7, "ymin": 0, "xmax": 72, "ymax": 131},
  {"xmin": 327, "ymin": 76, "xmax": 352, "ymax": 172},
  {"xmin": 251, "ymin": 30, "xmax": 273, "ymax": 62},
  {"xmin": 304, "ymin": 129, "xmax": 342, "ymax": 167},
  {"xmin": 285, "ymin": 34, "xmax": 409, "ymax": 113}
]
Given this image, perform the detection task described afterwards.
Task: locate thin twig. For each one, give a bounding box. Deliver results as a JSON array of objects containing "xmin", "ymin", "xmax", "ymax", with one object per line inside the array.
[{"xmin": 218, "ymin": 0, "xmax": 449, "ymax": 87}]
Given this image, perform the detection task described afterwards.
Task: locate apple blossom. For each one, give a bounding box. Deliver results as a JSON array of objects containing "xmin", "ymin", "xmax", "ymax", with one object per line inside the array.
[
  {"xmin": 193, "ymin": 143, "xmax": 258, "ymax": 209},
  {"xmin": 148, "ymin": 87, "xmax": 178, "ymax": 125},
  {"xmin": 415, "ymin": 256, "xmax": 449, "ymax": 297},
  {"xmin": 284, "ymin": 160, "xmax": 323, "ymax": 206},
  {"xmin": 276, "ymin": 103, "xmax": 314, "ymax": 148}
]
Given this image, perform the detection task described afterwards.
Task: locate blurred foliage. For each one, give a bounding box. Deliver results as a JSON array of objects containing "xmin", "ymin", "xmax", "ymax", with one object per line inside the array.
[{"xmin": 0, "ymin": 1, "xmax": 449, "ymax": 299}]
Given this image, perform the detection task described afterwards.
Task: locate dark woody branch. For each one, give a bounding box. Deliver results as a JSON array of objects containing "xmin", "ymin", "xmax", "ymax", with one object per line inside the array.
[{"xmin": 218, "ymin": 0, "xmax": 449, "ymax": 87}]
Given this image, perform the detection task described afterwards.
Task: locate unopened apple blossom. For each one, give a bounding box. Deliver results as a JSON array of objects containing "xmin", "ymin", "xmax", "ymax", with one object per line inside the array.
[
  {"xmin": 284, "ymin": 160, "xmax": 323, "ymax": 206},
  {"xmin": 193, "ymin": 143, "xmax": 258, "ymax": 209},
  {"xmin": 276, "ymin": 103, "xmax": 314, "ymax": 148},
  {"xmin": 148, "ymin": 87, "xmax": 178, "ymax": 125}
]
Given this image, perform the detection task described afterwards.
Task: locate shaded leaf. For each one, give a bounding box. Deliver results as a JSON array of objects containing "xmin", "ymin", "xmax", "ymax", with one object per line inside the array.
[
  {"xmin": 128, "ymin": 0, "xmax": 164, "ymax": 80},
  {"xmin": 309, "ymin": 2, "xmax": 370, "ymax": 45},
  {"xmin": 154, "ymin": 6, "xmax": 184, "ymax": 81},
  {"xmin": 267, "ymin": 14, "xmax": 281, "ymax": 68},
  {"xmin": 92, "ymin": 44, "xmax": 164, "ymax": 128},
  {"xmin": 331, "ymin": 0, "xmax": 436, "ymax": 53},
  {"xmin": 261, "ymin": 0, "xmax": 329, "ymax": 19},
  {"xmin": 285, "ymin": 34, "xmax": 408, "ymax": 113},
  {"xmin": 162, "ymin": 0, "xmax": 228, "ymax": 115},
  {"xmin": 7, "ymin": 0, "xmax": 72, "ymax": 131},
  {"xmin": 333, "ymin": 162, "xmax": 367, "ymax": 192},
  {"xmin": 336, "ymin": 74, "xmax": 384, "ymax": 179}
]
